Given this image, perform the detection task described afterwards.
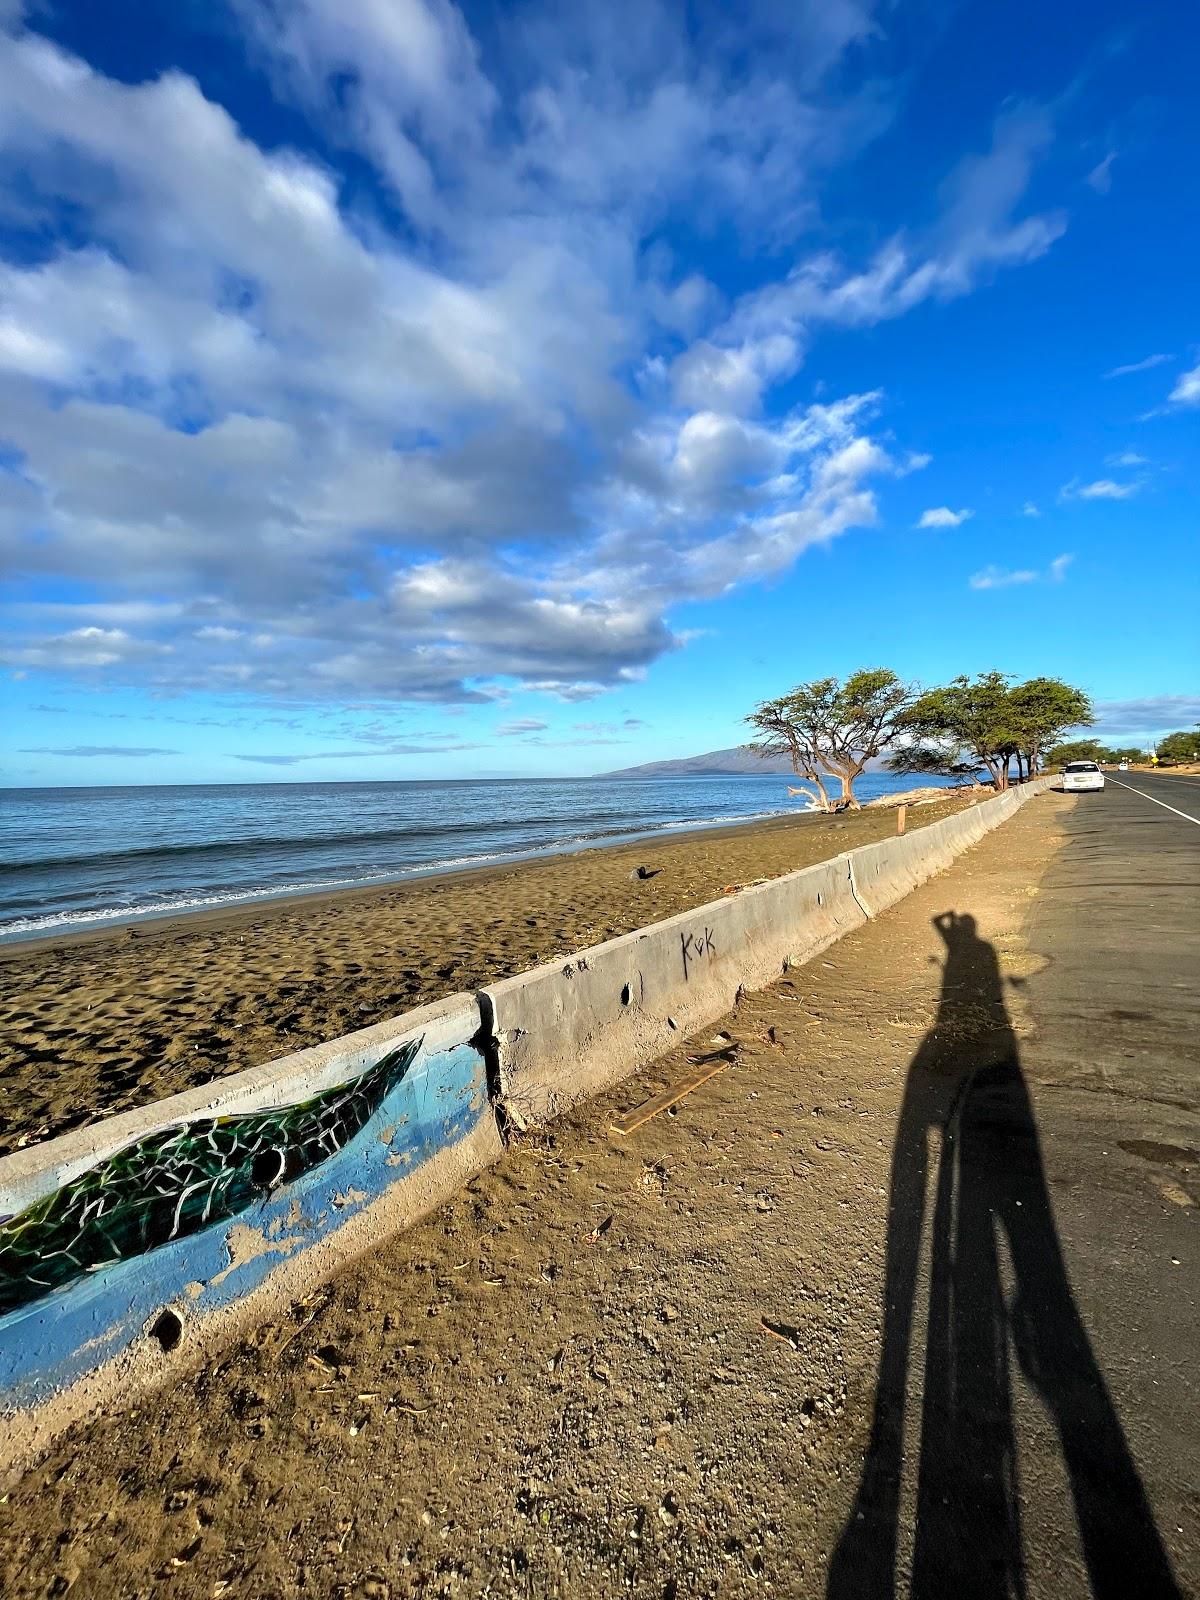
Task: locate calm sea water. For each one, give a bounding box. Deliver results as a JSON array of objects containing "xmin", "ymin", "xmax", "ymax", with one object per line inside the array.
[{"xmin": 0, "ymin": 772, "xmax": 957, "ymax": 944}]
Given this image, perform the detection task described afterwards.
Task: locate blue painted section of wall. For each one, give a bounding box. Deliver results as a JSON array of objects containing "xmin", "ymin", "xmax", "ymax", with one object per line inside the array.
[{"xmin": 0, "ymin": 1038, "xmax": 487, "ymax": 1407}]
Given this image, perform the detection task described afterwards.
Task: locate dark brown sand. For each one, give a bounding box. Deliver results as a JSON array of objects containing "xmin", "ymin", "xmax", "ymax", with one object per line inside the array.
[{"xmin": 0, "ymin": 793, "xmax": 976, "ymax": 1156}]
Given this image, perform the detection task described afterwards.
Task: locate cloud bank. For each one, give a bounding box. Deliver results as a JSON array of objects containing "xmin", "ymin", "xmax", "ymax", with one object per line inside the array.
[{"xmin": 0, "ymin": 3, "xmax": 1070, "ymax": 708}]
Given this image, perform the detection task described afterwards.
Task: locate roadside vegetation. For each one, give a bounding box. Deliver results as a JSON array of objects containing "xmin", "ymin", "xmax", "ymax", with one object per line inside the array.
[
  {"xmin": 1154, "ymin": 727, "xmax": 1200, "ymax": 764},
  {"xmin": 1048, "ymin": 726, "xmax": 1199, "ymax": 766},
  {"xmin": 748, "ymin": 669, "xmax": 1093, "ymax": 810}
]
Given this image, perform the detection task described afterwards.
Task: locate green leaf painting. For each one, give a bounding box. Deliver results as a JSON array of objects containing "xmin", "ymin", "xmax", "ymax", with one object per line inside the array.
[{"xmin": 0, "ymin": 1036, "xmax": 422, "ymax": 1316}]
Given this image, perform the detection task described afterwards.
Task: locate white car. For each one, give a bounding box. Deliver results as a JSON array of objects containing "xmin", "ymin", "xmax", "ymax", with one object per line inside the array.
[{"xmin": 1062, "ymin": 760, "xmax": 1105, "ymax": 792}]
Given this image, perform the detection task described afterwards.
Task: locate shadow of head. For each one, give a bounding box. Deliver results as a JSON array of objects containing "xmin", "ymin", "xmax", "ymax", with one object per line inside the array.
[{"xmin": 933, "ymin": 909, "xmax": 978, "ymax": 944}]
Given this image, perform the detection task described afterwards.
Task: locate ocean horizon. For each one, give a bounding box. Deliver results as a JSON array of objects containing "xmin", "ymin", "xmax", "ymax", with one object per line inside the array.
[{"xmin": 0, "ymin": 770, "xmax": 959, "ymax": 945}]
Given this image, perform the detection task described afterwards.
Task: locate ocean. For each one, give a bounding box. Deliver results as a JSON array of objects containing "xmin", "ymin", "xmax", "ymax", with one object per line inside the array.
[{"xmin": 0, "ymin": 771, "xmax": 957, "ymax": 945}]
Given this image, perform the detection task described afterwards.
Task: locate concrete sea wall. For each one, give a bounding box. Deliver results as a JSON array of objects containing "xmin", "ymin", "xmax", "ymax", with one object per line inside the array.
[
  {"xmin": 0, "ymin": 779, "xmax": 1050, "ymax": 1475},
  {"xmin": 483, "ymin": 852, "xmax": 865, "ymax": 1125},
  {"xmin": 483, "ymin": 780, "xmax": 1049, "ymax": 1123},
  {"xmin": 0, "ymin": 994, "xmax": 500, "ymax": 1475}
]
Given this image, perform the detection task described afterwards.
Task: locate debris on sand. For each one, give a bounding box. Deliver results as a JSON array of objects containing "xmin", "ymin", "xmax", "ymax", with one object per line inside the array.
[{"xmin": 610, "ymin": 1057, "xmax": 733, "ymax": 1136}]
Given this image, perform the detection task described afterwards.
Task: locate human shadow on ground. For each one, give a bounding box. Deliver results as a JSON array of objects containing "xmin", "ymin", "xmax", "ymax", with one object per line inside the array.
[{"xmin": 826, "ymin": 910, "xmax": 1181, "ymax": 1600}]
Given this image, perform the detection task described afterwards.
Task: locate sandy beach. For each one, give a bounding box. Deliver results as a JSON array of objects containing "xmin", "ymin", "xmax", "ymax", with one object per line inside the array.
[{"xmin": 0, "ymin": 791, "xmax": 976, "ymax": 1156}]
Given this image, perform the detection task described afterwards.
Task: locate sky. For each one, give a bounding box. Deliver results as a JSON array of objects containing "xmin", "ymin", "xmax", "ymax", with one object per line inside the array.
[{"xmin": 1, "ymin": 0, "xmax": 1197, "ymax": 787}]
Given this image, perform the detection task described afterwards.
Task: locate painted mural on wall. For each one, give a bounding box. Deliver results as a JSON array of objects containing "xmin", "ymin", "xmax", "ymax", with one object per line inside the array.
[{"xmin": 0, "ymin": 1036, "xmax": 422, "ymax": 1316}]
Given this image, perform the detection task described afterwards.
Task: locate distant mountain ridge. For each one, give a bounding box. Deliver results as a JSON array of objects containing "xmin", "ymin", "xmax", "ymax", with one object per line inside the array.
[
  {"xmin": 598, "ymin": 746, "xmax": 797, "ymax": 778},
  {"xmin": 598, "ymin": 746, "xmax": 891, "ymax": 779}
]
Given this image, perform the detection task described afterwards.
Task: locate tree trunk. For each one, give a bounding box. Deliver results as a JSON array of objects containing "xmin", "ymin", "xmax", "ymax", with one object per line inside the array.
[
  {"xmin": 1015, "ymin": 750, "xmax": 1025, "ymax": 783},
  {"xmin": 821, "ymin": 762, "xmax": 862, "ymax": 810},
  {"xmin": 983, "ymin": 757, "xmax": 1006, "ymax": 790},
  {"xmin": 794, "ymin": 765, "xmax": 832, "ymax": 811}
]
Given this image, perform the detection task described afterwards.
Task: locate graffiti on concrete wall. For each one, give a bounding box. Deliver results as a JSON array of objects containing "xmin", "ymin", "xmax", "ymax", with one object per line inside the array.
[
  {"xmin": 680, "ymin": 925, "xmax": 717, "ymax": 981},
  {"xmin": 0, "ymin": 1036, "xmax": 422, "ymax": 1316}
]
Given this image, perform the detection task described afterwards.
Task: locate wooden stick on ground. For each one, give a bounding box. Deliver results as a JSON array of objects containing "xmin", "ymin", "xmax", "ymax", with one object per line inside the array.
[{"xmin": 609, "ymin": 1053, "xmax": 733, "ymax": 1136}]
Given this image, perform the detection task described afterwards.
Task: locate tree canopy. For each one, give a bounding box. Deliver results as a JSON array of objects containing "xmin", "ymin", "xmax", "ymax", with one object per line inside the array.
[
  {"xmin": 749, "ymin": 667, "xmax": 1093, "ymax": 803},
  {"xmin": 1157, "ymin": 729, "xmax": 1200, "ymax": 763},
  {"xmin": 747, "ymin": 669, "xmax": 914, "ymax": 809},
  {"xmin": 1046, "ymin": 738, "xmax": 1108, "ymax": 766},
  {"xmin": 1007, "ymin": 677, "xmax": 1093, "ymax": 772},
  {"xmin": 901, "ymin": 672, "xmax": 1092, "ymax": 788}
]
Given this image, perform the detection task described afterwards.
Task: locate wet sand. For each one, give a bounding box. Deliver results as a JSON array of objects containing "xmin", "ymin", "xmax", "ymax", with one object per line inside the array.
[{"xmin": 0, "ymin": 792, "xmax": 975, "ymax": 1156}]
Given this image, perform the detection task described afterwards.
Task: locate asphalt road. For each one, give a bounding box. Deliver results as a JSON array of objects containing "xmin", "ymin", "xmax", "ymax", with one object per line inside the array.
[
  {"xmin": 1008, "ymin": 772, "xmax": 1199, "ymax": 1596},
  {"xmin": 1035, "ymin": 768, "xmax": 1199, "ymax": 1095}
]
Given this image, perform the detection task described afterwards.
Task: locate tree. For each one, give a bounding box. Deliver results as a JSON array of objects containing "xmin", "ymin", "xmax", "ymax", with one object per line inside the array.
[
  {"xmin": 885, "ymin": 740, "xmax": 986, "ymax": 787},
  {"xmin": 902, "ymin": 672, "xmax": 1022, "ymax": 790},
  {"xmin": 1007, "ymin": 677, "xmax": 1093, "ymax": 776},
  {"xmin": 747, "ymin": 669, "xmax": 915, "ymax": 810},
  {"xmin": 904, "ymin": 672, "xmax": 1092, "ymax": 787},
  {"xmin": 1045, "ymin": 738, "xmax": 1106, "ymax": 766},
  {"xmin": 1157, "ymin": 729, "xmax": 1200, "ymax": 763}
]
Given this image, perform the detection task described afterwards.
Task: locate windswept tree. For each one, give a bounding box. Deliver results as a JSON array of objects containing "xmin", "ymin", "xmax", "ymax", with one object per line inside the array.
[
  {"xmin": 886, "ymin": 740, "xmax": 986, "ymax": 787},
  {"xmin": 901, "ymin": 671, "xmax": 1021, "ymax": 790},
  {"xmin": 902, "ymin": 671, "xmax": 1092, "ymax": 788},
  {"xmin": 747, "ymin": 670, "xmax": 915, "ymax": 810},
  {"xmin": 1008, "ymin": 677, "xmax": 1093, "ymax": 777}
]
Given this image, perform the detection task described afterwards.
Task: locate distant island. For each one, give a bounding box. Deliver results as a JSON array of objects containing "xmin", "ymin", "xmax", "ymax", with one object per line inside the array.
[
  {"xmin": 598, "ymin": 746, "xmax": 801, "ymax": 779},
  {"xmin": 597, "ymin": 746, "xmax": 896, "ymax": 780}
]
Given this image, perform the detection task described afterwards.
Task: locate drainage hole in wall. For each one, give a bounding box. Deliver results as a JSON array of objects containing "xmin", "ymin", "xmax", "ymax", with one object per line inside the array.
[
  {"xmin": 252, "ymin": 1149, "xmax": 285, "ymax": 1190},
  {"xmin": 620, "ymin": 983, "xmax": 632, "ymax": 1006},
  {"xmin": 150, "ymin": 1308, "xmax": 183, "ymax": 1353}
]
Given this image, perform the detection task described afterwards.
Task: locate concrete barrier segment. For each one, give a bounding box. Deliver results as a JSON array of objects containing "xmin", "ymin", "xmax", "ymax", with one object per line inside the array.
[
  {"xmin": 0, "ymin": 992, "xmax": 500, "ymax": 1481},
  {"xmin": 482, "ymin": 854, "xmax": 866, "ymax": 1126}
]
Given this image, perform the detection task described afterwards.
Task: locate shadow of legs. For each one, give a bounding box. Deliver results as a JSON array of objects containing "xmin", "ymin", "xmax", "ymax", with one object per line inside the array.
[{"xmin": 827, "ymin": 913, "xmax": 1180, "ymax": 1599}]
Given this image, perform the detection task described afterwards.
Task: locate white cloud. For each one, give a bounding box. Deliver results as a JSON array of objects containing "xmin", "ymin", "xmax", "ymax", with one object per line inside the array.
[
  {"xmin": 666, "ymin": 103, "xmax": 1065, "ymax": 415},
  {"xmin": 0, "ymin": 11, "xmax": 1076, "ymax": 707},
  {"xmin": 1060, "ymin": 477, "xmax": 1141, "ymax": 502},
  {"xmin": 1086, "ymin": 151, "xmax": 1116, "ymax": 194},
  {"xmin": 1103, "ymin": 353, "xmax": 1170, "ymax": 379},
  {"xmin": 1021, "ymin": 501, "xmax": 1040, "ymax": 517},
  {"xmin": 1, "ymin": 626, "xmax": 172, "ymax": 669},
  {"xmin": 1106, "ymin": 451, "xmax": 1147, "ymax": 468},
  {"xmin": 497, "ymin": 718, "xmax": 549, "ymax": 735},
  {"xmin": 230, "ymin": 741, "xmax": 484, "ymax": 765},
  {"xmin": 1168, "ymin": 363, "xmax": 1200, "ymax": 407},
  {"xmin": 19, "ymin": 744, "xmax": 181, "ymax": 758},
  {"xmin": 969, "ymin": 552, "xmax": 1072, "ymax": 590},
  {"xmin": 1091, "ymin": 695, "xmax": 1200, "ymax": 736},
  {"xmin": 917, "ymin": 506, "xmax": 973, "ymax": 529},
  {"xmin": 969, "ymin": 565, "xmax": 1037, "ymax": 590}
]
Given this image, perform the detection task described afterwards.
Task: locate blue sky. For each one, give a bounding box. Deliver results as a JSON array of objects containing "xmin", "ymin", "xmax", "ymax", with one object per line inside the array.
[{"xmin": 1, "ymin": 0, "xmax": 1197, "ymax": 787}]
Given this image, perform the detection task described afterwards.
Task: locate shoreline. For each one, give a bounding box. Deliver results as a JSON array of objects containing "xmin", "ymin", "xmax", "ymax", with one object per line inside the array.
[
  {"xmin": 0, "ymin": 801, "xmax": 822, "ymax": 958},
  {"xmin": 0, "ymin": 789, "xmax": 977, "ymax": 1154}
]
